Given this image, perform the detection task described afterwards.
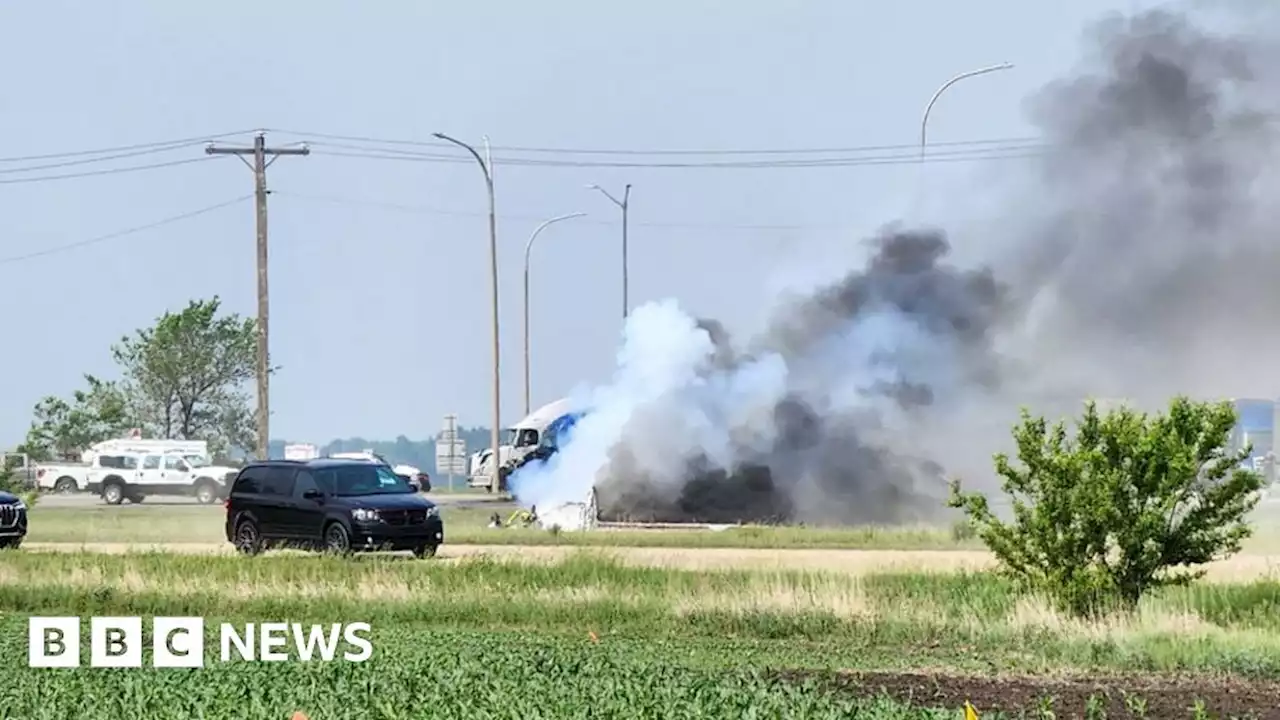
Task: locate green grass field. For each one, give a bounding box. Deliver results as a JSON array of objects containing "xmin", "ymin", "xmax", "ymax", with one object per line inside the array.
[
  {"xmin": 10, "ymin": 499, "xmax": 1280, "ymax": 716},
  {"xmin": 2, "ymin": 550, "xmax": 1279, "ymax": 717},
  {"xmin": 23, "ymin": 502, "xmax": 986, "ymax": 550},
  {"xmin": 27, "ymin": 500, "xmax": 1280, "ymax": 554}
]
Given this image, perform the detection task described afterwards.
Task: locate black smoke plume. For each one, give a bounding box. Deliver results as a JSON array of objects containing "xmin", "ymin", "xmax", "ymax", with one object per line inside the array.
[{"xmin": 517, "ymin": 6, "xmax": 1280, "ymax": 525}]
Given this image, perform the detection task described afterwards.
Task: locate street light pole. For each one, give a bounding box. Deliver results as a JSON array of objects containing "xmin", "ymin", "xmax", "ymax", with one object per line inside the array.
[
  {"xmin": 523, "ymin": 212, "xmax": 587, "ymax": 416},
  {"xmin": 433, "ymin": 131, "xmax": 503, "ymax": 494},
  {"xmin": 588, "ymin": 183, "xmax": 631, "ymax": 319},
  {"xmin": 920, "ymin": 63, "xmax": 1014, "ymax": 163}
]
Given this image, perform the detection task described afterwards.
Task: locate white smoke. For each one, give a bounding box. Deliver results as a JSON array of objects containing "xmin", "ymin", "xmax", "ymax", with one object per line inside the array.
[
  {"xmin": 509, "ymin": 299, "xmax": 790, "ymax": 511},
  {"xmin": 509, "ymin": 251, "xmax": 991, "ymax": 525},
  {"xmin": 511, "ymin": 7, "xmax": 1280, "ymax": 527}
]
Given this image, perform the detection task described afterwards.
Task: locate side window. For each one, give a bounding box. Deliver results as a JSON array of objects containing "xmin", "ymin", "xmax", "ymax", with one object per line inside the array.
[
  {"xmin": 162, "ymin": 456, "xmax": 187, "ymax": 471},
  {"xmin": 142, "ymin": 455, "xmax": 161, "ymax": 470},
  {"xmin": 233, "ymin": 467, "xmax": 265, "ymax": 495},
  {"xmin": 293, "ymin": 470, "xmax": 320, "ymax": 497},
  {"xmin": 262, "ymin": 466, "xmax": 296, "ymax": 497},
  {"xmin": 122, "ymin": 455, "xmax": 138, "ymax": 470},
  {"xmin": 518, "ymin": 429, "xmax": 538, "ymax": 447},
  {"xmin": 312, "ymin": 469, "xmax": 336, "ymax": 495}
]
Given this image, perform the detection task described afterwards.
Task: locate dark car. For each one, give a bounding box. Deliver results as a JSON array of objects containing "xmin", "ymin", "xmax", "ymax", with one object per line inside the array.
[
  {"xmin": 0, "ymin": 491, "xmax": 28, "ymax": 549},
  {"xmin": 224, "ymin": 458, "xmax": 443, "ymax": 558}
]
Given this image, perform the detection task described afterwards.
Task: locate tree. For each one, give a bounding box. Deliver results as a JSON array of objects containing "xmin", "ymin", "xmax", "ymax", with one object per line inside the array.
[
  {"xmin": 21, "ymin": 375, "xmax": 133, "ymax": 461},
  {"xmin": 949, "ymin": 397, "xmax": 1263, "ymax": 617},
  {"xmin": 111, "ymin": 297, "xmax": 260, "ymax": 457}
]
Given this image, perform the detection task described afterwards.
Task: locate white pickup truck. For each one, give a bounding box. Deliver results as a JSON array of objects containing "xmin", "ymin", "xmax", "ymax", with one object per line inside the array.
[
  {"xmin": 88, "ymin": 451, "xmax": 239, "ymax": 505},
  {"xmin": 36, "ymin": 463, "xmax": 91, "ymax": 493},
  {"xmin": 2, "ymin": 453, "xmax": 89, "ymax": 494}
]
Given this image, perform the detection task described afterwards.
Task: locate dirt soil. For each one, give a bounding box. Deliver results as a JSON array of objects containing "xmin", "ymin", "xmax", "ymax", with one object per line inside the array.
[{"xmin": 777, "ymin": 669, "xmax": 1280, "ymax": 718}]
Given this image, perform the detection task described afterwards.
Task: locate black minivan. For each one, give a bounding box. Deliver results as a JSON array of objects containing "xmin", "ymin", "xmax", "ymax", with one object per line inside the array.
[{"xmin": 225, "ymin": 458, "xmax": 443, "ymax": 557}]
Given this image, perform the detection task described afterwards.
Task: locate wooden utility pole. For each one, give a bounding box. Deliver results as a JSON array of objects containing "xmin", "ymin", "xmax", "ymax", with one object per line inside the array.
[{"xmin": 205, "ymin": 132, "xmax": 309, "ymax": 460}]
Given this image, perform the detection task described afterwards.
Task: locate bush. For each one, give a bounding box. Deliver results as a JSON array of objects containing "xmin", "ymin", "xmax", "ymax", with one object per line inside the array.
[{"xmin": 949, "ymin": 397, "xmax": 1263, "ymax": 617}]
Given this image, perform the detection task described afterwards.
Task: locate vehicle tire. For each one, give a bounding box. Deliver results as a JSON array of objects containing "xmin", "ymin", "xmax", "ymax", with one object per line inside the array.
[
  {"xmin": 53, "ymin": 477, "xmax": 78, "ymax": 494},
  {"xmin": 102, "ymin": 482, "xmax": 125, "ymax": 505},
  {"xmin": 0, "ymin": 538, "xmax": 20, "ymax": 550},
  {"xmin": 323, "ymin": 522, "xmax": 352, "ymax": 556},
  {"xmin": 127, "ymin": 493, "xmax": 145, "ymax": 504},
  {"xmin": 194, "ymin": 481, "xmax": 217, "ymax": 505},
  {"xmin": 234, "ymin": 518, "xmax": 262, "ymax": 556},
  {"xmin": 412, "ymin": 544, "xmax": 438, "ymax": 559}
]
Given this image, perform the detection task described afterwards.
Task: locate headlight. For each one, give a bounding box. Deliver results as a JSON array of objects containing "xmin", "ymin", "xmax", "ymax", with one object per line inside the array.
[
  {"xmin": 12, "ymin": 500, "xmax": 25, "ymax": 511},
  {"xmin": 425, "ymin": 506, "xmax": 439, "ymax": 517},
  {"xmin": 351, "ymin": 508, "xmax": 379, "ymax": 522}
]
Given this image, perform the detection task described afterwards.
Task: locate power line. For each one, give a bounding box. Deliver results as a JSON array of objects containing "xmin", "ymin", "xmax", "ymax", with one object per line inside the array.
[
  {"xmin": 0, "ymin": 142, "xmax": 213, "ymax": 175},
  {"xmin": 0, "ymin": 130, "xmax": 257, "ymax": 164},
  {"xmin": 273, "ymin": 190, "xmax": 827, "ymax": 230},
  {"xmin": 0, "ymin": 156, "xmax": 226, "ymax": 185},
  {"xmin": 273, "ymin": 127, "xmax": 1043, "ymax": 157},
  {"xmin": 311, "ymin": 144, "xmax": 1043, "ymax": 169},
  {"xmin": 0, "ymin": 195, "xmax": 253, "ymax": 266}
]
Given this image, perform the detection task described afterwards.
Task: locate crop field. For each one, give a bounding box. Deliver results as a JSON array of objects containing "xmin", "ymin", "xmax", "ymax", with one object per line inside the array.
[{"xmin": 2, "ymin": 549, "xmax": 1280, "ymax": 718}]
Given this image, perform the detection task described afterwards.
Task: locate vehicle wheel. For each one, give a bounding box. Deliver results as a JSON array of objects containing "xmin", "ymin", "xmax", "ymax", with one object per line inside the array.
[
  {"xmin": 234, "ymin": 518, "xmax": 262, "ymax": 556},
  {"xmin": 127, "ymin": 494, "xmax": 145, "ymax": 504},
  {"xmin": 412, "ymin": 544, "xmax": 438, "ymax": 559},
  {"xmin": 53, "ymin": 477, "xmax": 78, "ymax": 494},
  {"xmin": 102, "ymin": 483, "xmax": 124, "ymax": 505},
  {"xmin": 0, "ymin": 538, "xmax": 20, "ymax": 550},
  {"xmin": 195, "ymin": 482, "xmax": 217, "ymax": 505},
  {"xmin": 323, "ymin": 522, "xmax": 352, "ymax": 556}
]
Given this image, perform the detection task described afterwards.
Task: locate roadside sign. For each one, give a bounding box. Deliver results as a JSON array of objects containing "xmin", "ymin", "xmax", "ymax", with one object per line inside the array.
[{"xmin": 436, "ymin": 415, "xmax": 467, "ymax": 490}]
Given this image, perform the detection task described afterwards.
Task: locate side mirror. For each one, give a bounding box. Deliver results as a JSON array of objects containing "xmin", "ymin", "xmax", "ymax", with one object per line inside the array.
[{"xmin": 302, "ymin": 489, "xmax": 324, "ymax": 501}]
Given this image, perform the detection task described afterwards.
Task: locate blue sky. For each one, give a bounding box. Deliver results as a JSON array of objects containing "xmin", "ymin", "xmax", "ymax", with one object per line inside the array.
[{"xmin": 0, "ymin": 0, "xmax": 1167, "ymax": 445}]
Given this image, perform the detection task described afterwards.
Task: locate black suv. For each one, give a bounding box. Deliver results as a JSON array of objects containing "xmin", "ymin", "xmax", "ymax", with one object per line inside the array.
[
  {"xmin": 0, "ymin": 491, "xmax": 28, "ymax": 549},
  {"xmin": 224, "ymin": 458, "xmax": 443, "ymax": 558}
]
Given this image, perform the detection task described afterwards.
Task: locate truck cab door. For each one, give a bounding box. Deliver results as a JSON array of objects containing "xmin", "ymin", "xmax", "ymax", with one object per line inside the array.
[
  {"xmin": 138, "ymin": 455, "xmax": 164, "ymax": 491},
  {"xmin": 161, "ymin": 455, "xmax": 192, "ymax": 492}
]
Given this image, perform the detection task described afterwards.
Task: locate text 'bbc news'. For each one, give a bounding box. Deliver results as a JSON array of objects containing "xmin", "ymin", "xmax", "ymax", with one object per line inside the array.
[{"xmin": 28, "ymin": 617, "xmax": 373, "ymax": 668}]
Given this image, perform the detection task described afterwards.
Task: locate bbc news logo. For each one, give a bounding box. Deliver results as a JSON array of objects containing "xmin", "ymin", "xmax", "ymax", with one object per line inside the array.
[{"xmin": 28, "ymin": 617, "xmax": 373, "ymax": 668}]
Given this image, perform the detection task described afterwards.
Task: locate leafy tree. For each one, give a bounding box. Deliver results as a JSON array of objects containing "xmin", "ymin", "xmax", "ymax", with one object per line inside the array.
[
  {"xmin": 111, "ymin": 297, "xmax": 261, "ymax": 457},
  {"xmin": 949, "ymin": 397, "xmax": 1263, "ymax": 617},
  {"xmin": 21, "ymin": 375, "xmax": 133, "ymax": 461}
]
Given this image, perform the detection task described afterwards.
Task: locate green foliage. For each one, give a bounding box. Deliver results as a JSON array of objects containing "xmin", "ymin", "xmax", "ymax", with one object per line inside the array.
[
  {"xmin": 949, "ymin": 397, "xmax": 1264, "ymax": 617},
  {"xmin": 111, "ymin": 297, "xmax": 260, "ymax": 457},
  {"xmin": 21, "ymin": 375, "xmax": 131, "ymax": 461}
]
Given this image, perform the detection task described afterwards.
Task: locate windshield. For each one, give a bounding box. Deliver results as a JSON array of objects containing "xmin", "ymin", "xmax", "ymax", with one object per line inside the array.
[
  {"xmin": 324, "ymin": 464, "xmax": 414, "ymax": 496},
  {"xmin": 502, "ymin": 428, "xmax": 521, "ymax": 447}
]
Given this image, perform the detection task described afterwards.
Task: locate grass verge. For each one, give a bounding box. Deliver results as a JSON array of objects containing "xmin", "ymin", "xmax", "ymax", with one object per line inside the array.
[{"xmin": 25, "ymin": 504, "xmax": 982, "ymax": 549}]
